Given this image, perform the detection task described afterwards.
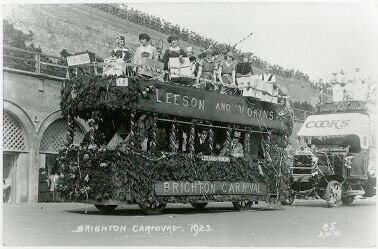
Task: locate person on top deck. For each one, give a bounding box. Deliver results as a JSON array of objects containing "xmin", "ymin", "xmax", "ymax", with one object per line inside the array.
[
  {"xmin": 260, "ymin": 65, "xmax": 276, "ymax": 83},
  {"xmin": 218, "ymin": 52, "xmax": 236, "ymax": 93},
  {"xmin": 236, "ymin": 54, "xmax": 254, "ymax": 78},
  {"xmin": 161, "ymin": 36, "xmax": 187, "ymax": 81},
  {"xmin": 133, "ymin": 33, "xmax": 158, "ymax": 65},
  {"xmin": 111, "ymin": 35, "xmax": 132, "ymax": 62},
  {"xmin": 195, "ymin": 48, "xmax": 217, "ymax": 89},
  {"xmin": 186, "ymin": 46, "xmax": 198, "ymax": 77}
]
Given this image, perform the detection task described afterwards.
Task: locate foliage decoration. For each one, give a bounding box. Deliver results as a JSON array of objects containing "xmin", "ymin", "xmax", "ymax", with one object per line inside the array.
[
  {"xmin": 60, "ymin": 75, "xmax": 143, "ymax": 120},
  {"xmin": 58, "ymin": 75, "xmax": 294, "ymax": 206},
  {"xmin": 56, "ymin": 145, "xmax": 274, "ymax": 205}
]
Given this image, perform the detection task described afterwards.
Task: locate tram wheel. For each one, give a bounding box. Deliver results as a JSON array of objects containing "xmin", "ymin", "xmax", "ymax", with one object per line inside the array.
[
  {"xmin": 94, "ymin": 204, "xmax": 118, "ymax": 213},
  {"xmin": 191, "ymin": 202, "xmax": 208, "ymax": 210},
  {"xmin": 232, "ymin": 201, "xmax": 253, "ymax": 210},
  {"xmin": 324, "ymin": 180, "xmax": 342, "ymax": 208},
  {"xmin": 138, "ymin": 202, "xmax": 166, "ymax": 215},
  {"xmin": 341, "ymin": 196, "xmax": 355, "ymax": 205}
]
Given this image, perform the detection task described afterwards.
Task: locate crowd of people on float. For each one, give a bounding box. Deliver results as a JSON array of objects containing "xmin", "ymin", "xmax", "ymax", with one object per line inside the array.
[
  {"xmin": 90, "ymin": 3, "xmax": 314, "ymax": 84},
  {"xmin": 106, "ymin": 33, "xmax": 278, "ymax": 157},
  {"xmin": 110, "ymin": 34, "xmax": 278, "ymax": 95}
]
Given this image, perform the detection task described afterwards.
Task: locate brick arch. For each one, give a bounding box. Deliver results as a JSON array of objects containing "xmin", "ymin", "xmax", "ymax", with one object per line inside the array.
[
  {"xmin": 3, "ymin": 112, "xmax": 28, "ymax": 152},
  {"xmin": 36, "ymin": 110, "xmax": 88, "ymax": 154},
  {"xmin": 3, "ymin": 100, "xmax": 35, "ymax": 151}
]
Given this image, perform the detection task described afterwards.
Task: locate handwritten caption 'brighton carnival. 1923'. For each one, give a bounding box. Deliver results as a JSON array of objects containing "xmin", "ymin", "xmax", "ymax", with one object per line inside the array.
[{"xmin": 72, "ymin": 223, "xmax": 211, "ymax": 237}]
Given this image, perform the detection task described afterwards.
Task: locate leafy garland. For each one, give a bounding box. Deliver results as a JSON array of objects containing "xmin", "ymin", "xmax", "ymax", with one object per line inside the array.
[
  {"xmin": 57, "ymin": 75, "xmax": 294, "ymax": 205},
  {"xmin": 56, "ymin": 146, "xmax": 274, "ymax": 204},
  {"xmin": 60, "ymin": 75, "xmax": 144, "ymax": 120}
]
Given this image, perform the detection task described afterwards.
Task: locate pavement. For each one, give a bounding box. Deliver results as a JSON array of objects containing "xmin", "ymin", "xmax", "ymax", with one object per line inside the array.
[{"xmin": 2, "ymin": 197, "xmax": 376, "ymax": 247}]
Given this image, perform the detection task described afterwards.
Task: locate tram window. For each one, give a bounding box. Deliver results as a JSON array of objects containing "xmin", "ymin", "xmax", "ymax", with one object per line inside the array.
[
  {"xmin": 195, "ymin": 129, "xmax": 212, "ymax": 155},
  {"xmin": 250, "ymin": 133, "xmax": 262, "ymax": 159},
  {"xmin": 342, "ymin": 135, "xmax": 361, "ymax": 153},
  {"xmin": 214, "ymin": 128, "xmax": 226, "ymax": 155},
  {"xmin": 155, "ymin": 121, "xmax": 170, "ymax": 152},
  {"xmin": 214, "ymin": 129, "xmax": 246, "ymax": 157},
  {"xmin": 176, "ymin": 124, "xmax": 190, "ymax": 153}
]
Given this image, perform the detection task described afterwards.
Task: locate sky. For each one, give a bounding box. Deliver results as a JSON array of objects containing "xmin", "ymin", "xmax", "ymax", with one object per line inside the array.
[{"xmin": 126, "ymin": 1, "xmax": 378, "ymax": 82}]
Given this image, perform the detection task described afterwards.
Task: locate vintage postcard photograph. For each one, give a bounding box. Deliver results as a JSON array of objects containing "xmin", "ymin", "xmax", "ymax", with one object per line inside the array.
[{"xmin": 1, "ymin": 0, "xmax": 377, "ymax": 248}]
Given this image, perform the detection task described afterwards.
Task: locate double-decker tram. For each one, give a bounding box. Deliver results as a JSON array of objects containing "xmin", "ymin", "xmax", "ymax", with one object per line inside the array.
[{"xmin": 57, "ymin": 51, "xmax": 293, "ymax": 214}]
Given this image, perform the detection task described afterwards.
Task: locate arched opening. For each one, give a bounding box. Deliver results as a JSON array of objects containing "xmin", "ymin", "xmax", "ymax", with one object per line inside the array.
[
  {"xmin": 38, "ymin": 118, "xmax": 84, "ymax": 202},
  {"xmin": 3, "ymin": 111, "xmax": 29, "ymax": 203}
]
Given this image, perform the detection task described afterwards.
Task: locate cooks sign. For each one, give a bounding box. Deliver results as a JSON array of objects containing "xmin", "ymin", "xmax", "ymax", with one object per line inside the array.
[{"xmin": 305, "ymin": 119, "xmax": 350, "ymax": 129}]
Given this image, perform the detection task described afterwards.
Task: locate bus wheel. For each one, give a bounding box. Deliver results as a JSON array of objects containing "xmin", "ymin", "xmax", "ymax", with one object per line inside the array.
[
  {"xmin": 191, "ymin": 202, "xmax": 208, "ymax": 210},
  {"xmin": 232, "ymin": 201, "xmax": 253, "ymax": 210},
  {"xmin": 341, "ymin": 196, "xmax": 354, "ymax": 205},
  {"xmin": 138, "ymin": 202, "xmax": 166, "ymax": 215},
  {"xmin": 94, "ymin": 204, "xmax": 118, "ymax": 213},
  {"xmin": 325, "ymin": 180, "xmax": 342, "ymax": 207}
]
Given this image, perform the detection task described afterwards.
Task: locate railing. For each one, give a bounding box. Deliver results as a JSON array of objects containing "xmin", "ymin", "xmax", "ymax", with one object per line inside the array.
[
  {"xmin": 3, "ymin": 45, "xmax": 314, "ymax": 122},
  {"xmin": 3, "ymin": 45, "xmax": 68, "ymax": 81}
]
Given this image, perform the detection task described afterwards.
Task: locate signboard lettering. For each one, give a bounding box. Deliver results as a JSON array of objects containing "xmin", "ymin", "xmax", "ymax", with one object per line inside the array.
[
  {"xmin": 201, "ymin": 155, "xmax": 230, "ymax": 162},
  {"xmin": 317, "ymin": 101, "xmax": 367, "ymax": 113},
  {"xmin": 116, "ymin": 78, "xmax": 128, "ymax": 87},
  {"xmin": 156, "ymin": 89, "xmax": 205, "ymax": 110},
  {"xmin": 138, "ymin": 80, "xmax": 282, "ymax": 129},
  {"xmin": 154, "ymin": 181, "xmax": 267, "ymax": 196},
  {"xmin": 67, "ymin": 52, "xmax": 95, "ymax": 67},
  {"xmin": 305, "ymin": 120, "xmax": 350, "ymax": 129}
]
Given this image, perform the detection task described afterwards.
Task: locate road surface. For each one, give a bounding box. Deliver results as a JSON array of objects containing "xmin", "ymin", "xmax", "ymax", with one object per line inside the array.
[{"xmin": 3, "ymin": 197, "xmax": 376, "ymax": 247}]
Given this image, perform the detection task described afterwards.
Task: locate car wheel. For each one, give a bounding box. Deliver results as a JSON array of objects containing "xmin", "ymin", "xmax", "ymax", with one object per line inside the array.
[
  {"xmin": 341, "ymin": 196, "xmax": 354, "ymax": 205},
  {"xmin": 281, "ymin": 190, "xmax": 295, "ymax": 205},
  {"xmin": 324, "ymin": 180, "xmax": 342, "ymax": 207}
]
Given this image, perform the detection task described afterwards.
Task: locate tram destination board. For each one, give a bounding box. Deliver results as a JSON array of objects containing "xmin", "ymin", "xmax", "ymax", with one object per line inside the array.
[
  {"xmin": 137, "ymin": 80, "xmax": 283, "ymax": 130},
  {"xmin": 154, "ymin": 181, "xmax": 267, "ymax": 196},
  {"xmin": 316, "ymin": 101, "xmax": 367, "ymax": 114}
]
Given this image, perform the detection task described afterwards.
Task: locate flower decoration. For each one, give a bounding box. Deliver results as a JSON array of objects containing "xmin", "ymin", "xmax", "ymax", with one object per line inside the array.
[{"xmin": 141, "ymin": 85, "xmax": 155, "ymax": 98}]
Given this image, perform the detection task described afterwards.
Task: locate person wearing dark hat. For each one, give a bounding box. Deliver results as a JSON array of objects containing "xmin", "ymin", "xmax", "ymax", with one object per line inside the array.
[
  {"xmin": 133, "ymin": 33, "xmax": 158, "ymax": 65},
  {"xmin": 236, "ymin": 54, "xmax": 254, "ymax": 77},
  {"xmin": 111, "ymin": 35, "xmax": 132, "ymax": 62},
  {"xmin": 194, "ymin": 130, "xmax": 211, "ymax": 155},
  {"xmin": 196, "ymin": 48, "xmax": 217, "ymax": 88},
  {"xmin": 218, "ymin": 52, "xmax": 236, "ymax": 93},
  {"xmin": 161, "ymin": 36, "xmax": 187, "ymax": 80},
  {"xmin": 219, "ymin": 131, "xmax": 244, "ymax": 157}
]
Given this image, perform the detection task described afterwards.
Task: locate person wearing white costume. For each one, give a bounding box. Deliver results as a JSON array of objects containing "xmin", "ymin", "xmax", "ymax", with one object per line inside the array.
[{"xmin": 133, "ymin": 33, "xmax": 158, "ymax": 65}]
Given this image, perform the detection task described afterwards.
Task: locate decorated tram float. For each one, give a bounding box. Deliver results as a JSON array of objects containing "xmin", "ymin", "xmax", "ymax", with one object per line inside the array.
[
  {"xmin": 56, "ymin": 51, "xmax": 294, "ymax": 214},
  {"xmin": 285, "ymin": 101, "xmax": 376, "ymax": 207}
]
